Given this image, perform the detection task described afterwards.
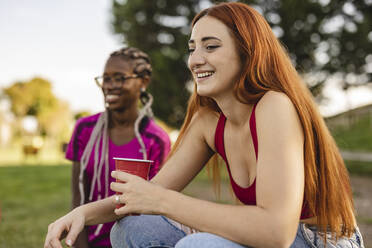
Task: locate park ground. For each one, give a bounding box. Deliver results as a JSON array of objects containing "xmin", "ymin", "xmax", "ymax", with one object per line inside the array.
[{"xmin": 0, "ymin": 160, "xmax": 371, "ymax": 247}]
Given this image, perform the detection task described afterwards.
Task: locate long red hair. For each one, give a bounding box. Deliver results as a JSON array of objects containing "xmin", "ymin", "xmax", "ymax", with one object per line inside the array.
[{"xmin": 170, "ymin": 2, "xmax": 355, "ymax": 238}]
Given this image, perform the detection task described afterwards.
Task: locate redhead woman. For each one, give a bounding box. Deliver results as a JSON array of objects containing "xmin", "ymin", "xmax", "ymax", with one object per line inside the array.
[{"xmin": 45, "ymin": 3, "xmax": 364, "ymax": 248}]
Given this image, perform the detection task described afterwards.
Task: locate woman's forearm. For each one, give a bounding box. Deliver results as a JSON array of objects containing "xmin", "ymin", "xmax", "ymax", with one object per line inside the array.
[
  {"xmin": 110, "ymin": 171, "xmax": 296, "ymax": 247},
  {"xmin": 82, "ymin": 196, "xmax": 123, "ymax": 226},
  {"xmin": 160, "ymin": 189, "xmax": 296, "ymax": 248}
]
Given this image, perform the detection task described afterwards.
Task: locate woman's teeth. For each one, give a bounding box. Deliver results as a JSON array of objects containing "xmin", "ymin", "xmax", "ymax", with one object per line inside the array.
[
  {"xmin": 106, "ymin": 95, "xmax": 119, "ymax": 101},
  {"xmin": 197, "ymin": 71, "xmax": 214, "ymax": 78}
]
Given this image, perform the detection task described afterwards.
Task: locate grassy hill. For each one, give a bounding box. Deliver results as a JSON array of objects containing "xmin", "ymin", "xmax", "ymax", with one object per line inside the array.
[
  {"xmin": 330, "ymin": 116, "xmax": 372, "ymax": 152},
  {"xmin": 328, "ymin": 116, "xmax": 372, "ymax": 177}
]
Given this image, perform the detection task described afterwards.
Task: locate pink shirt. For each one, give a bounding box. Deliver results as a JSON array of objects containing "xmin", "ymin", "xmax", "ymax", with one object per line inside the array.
[{"xmin": 66, "ymin": 113, "xmax": 171, "ymax": 247}]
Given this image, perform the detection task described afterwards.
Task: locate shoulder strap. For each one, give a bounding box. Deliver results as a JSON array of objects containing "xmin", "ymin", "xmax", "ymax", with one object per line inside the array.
[
  {"xmin": 214, "ymin": 112, "xmax": 226, "ymax": 158},
  {"xmin": 249, "ymin": 103, "xmax": 258, "ymax": 161}
]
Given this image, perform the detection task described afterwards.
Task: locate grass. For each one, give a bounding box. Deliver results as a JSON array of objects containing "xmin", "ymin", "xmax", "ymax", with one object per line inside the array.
[
  {"xmin": 0, "ymin": 159, "xmax": 369, "ymax": 247},
  {"xmin": 0, "ymin": 164, "xmax": 217, "ymax": 247},
  {"xmin": 331, "ymin": 116, "xmax": 372, "ymax": 152},
  {"xmin": 0, "ymin": 163, "xmax": 227, "ymax": 247},
  {"xmin": 357, "ymin": 217, "xmax": 372, "ymax": 225},
  {"xmin": 345, "ymin": 160, "xmax": 372, "ymax": 177},
  {"xmin": 0, "ymin": 165, "xmax": 71, "ymax": 247}
]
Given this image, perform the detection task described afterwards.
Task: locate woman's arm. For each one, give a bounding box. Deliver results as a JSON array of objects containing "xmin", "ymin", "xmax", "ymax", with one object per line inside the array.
[
  {"xmin": 151, "ymin": 108, "xmax": 216, "ymax": 191},
  {"xmin": 71, "ymin": 162, "xmax": 89, "ymax": 248},
  {"xmin": 111, "ymin": 92, "xmax": 305, "ymax": 248},
  {"xmin": 46, "ymin": 166, "xmax": 124, "ymax": 248},
  {"xmin": 44, "ymin": 195, "xmax": 123, "ymax": 248}
]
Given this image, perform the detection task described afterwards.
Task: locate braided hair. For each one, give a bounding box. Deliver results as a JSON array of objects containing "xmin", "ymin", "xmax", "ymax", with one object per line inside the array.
[
  {"xmin": 110, "ymin": 47, "xmax": 152, "ymax": 77},
  {"xmin": 78, "ymin": 47, "xmax": 154, "ymax": 234}
]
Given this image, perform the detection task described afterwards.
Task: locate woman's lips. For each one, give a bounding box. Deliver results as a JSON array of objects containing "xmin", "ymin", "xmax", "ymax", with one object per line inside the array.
[
  {"xmin": 105, "ymin": 94, "xmax": 120, "ymax": 103},
  {"xmin": 195, "ymin": 71, "xmax": 215, "ymax": 83},
  {"xmin": 195, "ymin": 73, "xmax": 214, "ymax": 83}
]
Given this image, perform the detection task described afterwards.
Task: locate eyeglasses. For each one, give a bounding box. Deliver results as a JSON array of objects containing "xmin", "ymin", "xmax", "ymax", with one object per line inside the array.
[{"xmin": 95, "ymin": 74, "xmax": 139, "ymax": 88}]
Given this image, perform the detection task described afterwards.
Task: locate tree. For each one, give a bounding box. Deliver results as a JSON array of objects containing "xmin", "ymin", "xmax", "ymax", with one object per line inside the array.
[
  {"xmin": 240, "ymin": 0, "xmax": 372, "ymax": 95},
  {"xmin": 111, "ymin": 0, "xmax": 372, "ymax": 127},
  {"xmin": 3, "ymin": 77, "xmax": 71, "ymax": 138},
  {"xmin": 112, "ymin": 0, "xmax": 201, "ymax": 127},
  {"xmin": 4, "ymin": 77, "xmax": 57, "ymax": 118}
]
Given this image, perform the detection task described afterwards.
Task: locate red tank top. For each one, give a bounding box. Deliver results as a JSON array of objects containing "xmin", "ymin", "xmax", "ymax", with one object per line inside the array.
[{"xmin": 214, "ymin": 103, "xmax": 311, "ymax": 219}]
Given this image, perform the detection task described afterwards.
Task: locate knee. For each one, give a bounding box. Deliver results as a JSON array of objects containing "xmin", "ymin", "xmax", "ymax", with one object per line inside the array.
[
  {"xmin": 110, "ymin": 215, "xmax": 147, "ymax": 248},
  {"xmin": 175, "ymin": 233, "xmax": 220, "ymax": 248},
  {"xmin": 110, "ymin": 215, "xmax": 185, "ymax": 248}
]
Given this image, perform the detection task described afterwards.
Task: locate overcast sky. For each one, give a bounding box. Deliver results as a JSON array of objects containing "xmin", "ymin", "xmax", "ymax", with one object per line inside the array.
[
  {"xmin": 1, "ymin": 0, "xmax": 371, "ymax": 117},
  {"xmin": 0, "ymin": 0, "xmax": 122, "ymax": 114}
]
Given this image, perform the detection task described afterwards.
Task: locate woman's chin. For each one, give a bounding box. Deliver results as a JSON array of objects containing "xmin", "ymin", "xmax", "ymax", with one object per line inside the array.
[
  {"xmin": 196, "ymin": 86, "xmax": 212, "ymax": 97},
  {"xmin": 196, "ymin": 88, "xmax": 218, "ymax": 99},
  {"xmin": 106, "ymin": 102, "xmax": 123, "ymax": 111}
]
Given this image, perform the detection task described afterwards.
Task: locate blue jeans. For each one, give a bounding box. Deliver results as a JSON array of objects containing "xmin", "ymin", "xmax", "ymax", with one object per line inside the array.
[{"xmin": 110, "ymin": 215, "xmax": 364, "ymax": 248}]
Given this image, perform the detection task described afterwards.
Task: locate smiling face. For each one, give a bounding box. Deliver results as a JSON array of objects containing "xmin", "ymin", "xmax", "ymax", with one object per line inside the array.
[
  {"xmin": 188, "ymin": 16, "xmax": 242, "ymax": 100},
  {"xmin": 102, "ymin": 56, "xmax": 144, "ymax": 112}
]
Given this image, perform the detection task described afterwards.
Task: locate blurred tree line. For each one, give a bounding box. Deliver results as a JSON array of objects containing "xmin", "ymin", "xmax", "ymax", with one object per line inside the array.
[
  {"xmin": 3, "ymin": 77, "xmax": 72, "ymax": 145},
  {"xmin": 111, "ymin": 0, "xmax": 372, "ymax": 128}
]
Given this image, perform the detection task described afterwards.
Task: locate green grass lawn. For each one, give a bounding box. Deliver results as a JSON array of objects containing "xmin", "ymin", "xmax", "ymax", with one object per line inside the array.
[
  {"xmin": 344, "ymin": 160, "xmax": 372, "ymax": 177},
  {"xmin": 0, "ymin": 164, "xmax": 225, "ymax": 247},
  {"xmin": 331, "ymin": 116, "xmax": 372, "ymax": 152},
  {"xmin": 0, "ymin": 165, "xmax": 71, "ymax": 247},
  {"xmin": 0, "ymin": 161, "xmax": 370, "ymax": 247}
]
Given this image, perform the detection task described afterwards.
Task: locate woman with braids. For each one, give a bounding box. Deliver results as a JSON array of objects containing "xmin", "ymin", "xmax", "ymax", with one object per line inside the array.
[
  {"xmin": 64, "ymin": 47, "xmax": 171, "ymax": 248},
  {"xmin": 45, "ymin": 3, "xmax": 364, "ymax": 248}
]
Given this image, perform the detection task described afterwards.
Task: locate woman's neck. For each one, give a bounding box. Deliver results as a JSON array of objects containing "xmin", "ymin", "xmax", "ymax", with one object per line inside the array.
[
  {"xmin": 215, "ymin": 96, "xmax": 253, "ymax": 127},
  {"xmin": 108, "ymin": 106, "xmax": 139, "ymax": 128}
]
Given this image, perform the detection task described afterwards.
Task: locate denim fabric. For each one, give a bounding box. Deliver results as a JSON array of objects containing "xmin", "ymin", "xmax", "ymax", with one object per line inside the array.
[
  {"xmin": 291, "ymin": 224, "xmax": 365, "ymax": 248},
  {"xmin": 110, "ymin": 215, "xmax": 186, "ymax": 248},
  {"xmin": 110, "ymin": 215, "xmax": 364, "ymax": 248},
  {"xmin": 174, "ymin": 232, "xmax": 250, "ymax": 248}
]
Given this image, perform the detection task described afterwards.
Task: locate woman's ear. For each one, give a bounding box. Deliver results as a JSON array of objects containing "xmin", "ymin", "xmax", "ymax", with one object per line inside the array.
[{"xmin": 141, "ymin": 75, "xmax": 150, "ymax": 88}]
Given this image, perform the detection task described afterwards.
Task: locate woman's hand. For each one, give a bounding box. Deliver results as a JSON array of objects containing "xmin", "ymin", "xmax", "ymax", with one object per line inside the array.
[
  {"xmin": 110, "ymin": 171, "xmax": 166, "ymax": 216},
  {"xmin": 44, "ymin": 207, "xmax": 85, "ymax": 248}
]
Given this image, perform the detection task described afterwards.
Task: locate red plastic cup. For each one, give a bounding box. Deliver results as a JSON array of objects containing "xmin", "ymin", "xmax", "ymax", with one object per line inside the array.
[{"xmin": 113, "ymin": 157, "xmax": 153, "ymax": 209}]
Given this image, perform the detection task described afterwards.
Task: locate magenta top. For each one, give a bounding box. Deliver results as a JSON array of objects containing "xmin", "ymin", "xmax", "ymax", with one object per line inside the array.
[
  {"xmin": 214, "ymin": 103, "xmax": 311, "ymax": 219},
  {"xmin": 66, "ymin": 113, "xmax": 171, "ymax": 247}
]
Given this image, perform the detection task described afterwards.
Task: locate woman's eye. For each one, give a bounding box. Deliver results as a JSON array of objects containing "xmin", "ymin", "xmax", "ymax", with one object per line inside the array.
[
  {"xmin": 206, "ymin": 45, "xmax": 219, "ymax": 51},
  {"xmin": 114, "ymin": 76, "xmax": 124, "ymax": 82},
  {"xmin": 188, "ymin": 47, "xmax": 195, "ymax": 53}
]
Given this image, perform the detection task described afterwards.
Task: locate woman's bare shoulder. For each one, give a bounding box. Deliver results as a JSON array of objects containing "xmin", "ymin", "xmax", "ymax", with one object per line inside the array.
[
  {"xmin": 259, "ymin": 91, "xmax": 292, "ymax": 106},
  {"xmin": 257, "ymin": 91, "xmax": 297, "ymax": 118},
  {"xmin": 256, "ymin": 91, "xmax": 303, "ymax": 141}
]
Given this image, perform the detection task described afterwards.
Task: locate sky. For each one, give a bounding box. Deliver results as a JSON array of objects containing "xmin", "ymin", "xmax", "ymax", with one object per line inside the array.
[
  {"xmin": 0, "ymin": 0, "xmax": 121, "ymax": 114},
  {"xmin": 1, "ymin": 0, "xmax": 371, "ymax": 118}
]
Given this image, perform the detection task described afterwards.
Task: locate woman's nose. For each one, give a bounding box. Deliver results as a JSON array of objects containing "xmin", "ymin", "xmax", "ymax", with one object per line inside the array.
[
  {"xmin": 188, "ymin": 49, "xmax": 206, "ymax": 71},
  {"xmin": 102, "ymin": 82, "xmax": 113, "ymax": 90}
]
